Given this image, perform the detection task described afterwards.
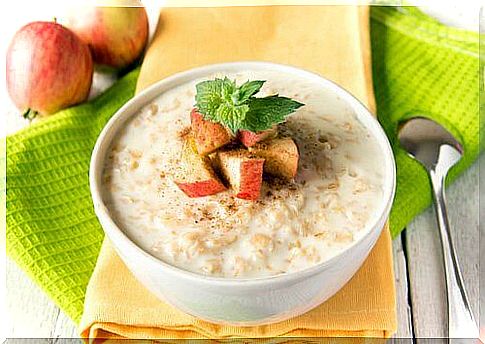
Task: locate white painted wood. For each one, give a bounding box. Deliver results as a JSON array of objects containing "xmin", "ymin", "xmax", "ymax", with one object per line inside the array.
[
  {"xmin": 392, "ymin": 236, "xmax": 414, "ymax": 340},
  {"xmin": 446, "ymin": 162, "xmax": 480, "ymax": 324},
  {"xmin": 47, "ymin": 338, "xmax": 83, "ymax": 344},
  {"xmin": 405, "ymin": 160, "xmax": 480, "ymax": 339},
  {"xmin": 50, "ymin": 311, "xmax": 80, "ymax": 339},
  {"xmin": 6, "ymin": 257, "xmax": 79, "ymax": 339},
  {"xmin": 5, "ymin": 340, "xmax": 82, "ymax": 344},
  {"xmin": 6, "ymin": 258, "xmax": 65, "ymax": 338},
  {"xmin": 406, "ymin": 211, "xmax": 448, "ymax": 338},
  {"xmin": 6, "ymin": 340, "xmax": 50, "ymax": 344}
]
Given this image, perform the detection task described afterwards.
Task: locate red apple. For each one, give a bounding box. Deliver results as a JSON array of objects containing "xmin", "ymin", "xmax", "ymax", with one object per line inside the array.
[
  {"xmin": 174, "ymin": 136, "xmax": 227, "ymax": 198},
  {"xmin": 215, "ymin": 150, "xmax": 265, "ymax": 201},
  {"xmin": 64, "ymin": 1, "xmax": 148, "ymax": 69},
  {"xmin": 249, "ymin": 138, "xmax": 299, "ymax": 180},
  {"xmin": 6, "ymin": 21, "xmax": 93, "ymax": 118},
  {"xmin": 190, "ymin": 109, "xmax": 233, "ymax": 155},
  {"xmin": 238, "ymin": 126, "xmax": 277, "ymax": 147}
]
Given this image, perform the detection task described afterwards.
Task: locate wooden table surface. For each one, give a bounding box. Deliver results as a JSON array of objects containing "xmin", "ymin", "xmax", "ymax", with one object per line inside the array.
[{"xmin": 6, "ymin": 156, "xmax": 481, "ymax": 340}]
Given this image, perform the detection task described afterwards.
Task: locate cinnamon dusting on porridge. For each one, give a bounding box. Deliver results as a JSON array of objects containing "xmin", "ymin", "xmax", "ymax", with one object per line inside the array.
[{"xmin": 102, "ymin": 70, "xmax": 385, "ymax": 278}]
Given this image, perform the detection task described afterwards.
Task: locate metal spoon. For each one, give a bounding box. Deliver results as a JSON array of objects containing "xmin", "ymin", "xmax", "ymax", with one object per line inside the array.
[{"xmin": 398, "ymin": 117, "xmax": 477, "ymax": 339}]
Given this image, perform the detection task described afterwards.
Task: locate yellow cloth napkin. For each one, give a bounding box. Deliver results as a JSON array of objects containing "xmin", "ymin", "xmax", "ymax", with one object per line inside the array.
[{"xmin": 80, "ymin": 5, "xmax": 397, "ymax": 340}]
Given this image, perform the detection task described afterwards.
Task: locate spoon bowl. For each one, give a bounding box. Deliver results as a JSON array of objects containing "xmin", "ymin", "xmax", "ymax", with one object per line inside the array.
[{"xmin": 398, "ymin": 117, "xmax": 463, "ymax": 171}]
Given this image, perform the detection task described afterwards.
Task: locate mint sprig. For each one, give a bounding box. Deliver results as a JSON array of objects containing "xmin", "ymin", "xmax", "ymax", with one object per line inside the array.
[{"xmin": 195, "ymin": 78, "xmax": 303, "ymax": 134}]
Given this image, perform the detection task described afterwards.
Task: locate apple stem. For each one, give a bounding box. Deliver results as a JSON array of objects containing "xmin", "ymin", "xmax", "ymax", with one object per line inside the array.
[
  {"xmin": 22, "ymin": 108, "xmax": 39, "ymax": 121},
  {"xmin": 53, "ymin": 17, "xmax": 57, "ymax": 23}
]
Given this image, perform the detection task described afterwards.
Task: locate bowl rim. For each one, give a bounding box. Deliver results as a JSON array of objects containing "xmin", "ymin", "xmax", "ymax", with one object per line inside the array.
[{"xmin": 89, "ymin": 61, "xmax": 396, "ymax": 286}]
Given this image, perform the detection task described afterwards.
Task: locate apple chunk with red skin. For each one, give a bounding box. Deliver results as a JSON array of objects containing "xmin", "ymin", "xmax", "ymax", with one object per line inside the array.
[
  {"xmin": 190, "ymin": 109, "xmax": 233, "ymax": 155},
  {"xmin": 249, "ymin": 137, "xmax": 299, "ymax": 180},
  {"xmin": 238, "ymin": 126, "xmax": 277, "ymax": 148},
  {"xmin": 173, "ymin": 136, "xmax": 226, "ymax": 198},
  {"xmin": 215, "ymin": 150, "xmax": 265, "ymax": 201}
]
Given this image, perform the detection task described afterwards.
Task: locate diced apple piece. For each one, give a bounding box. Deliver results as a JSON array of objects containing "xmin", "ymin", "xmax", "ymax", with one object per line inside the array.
[
  {"xmin": 174, "ymin": 136, "xmax": 226, "ymax": 197},
  {"xmin": 238, "ymin": 126, "xmax": 277, "ymax": 147},
  {"xmin": 248, "ymin": 137, "xmax": 299, "ymax": 180},
  {"xmin": 190, "ymin": 108, "xmax": 233, "ymax": 155},
  {"xmin": 215, "ymin": 150, "xmax": 265, "ymax": 201}
]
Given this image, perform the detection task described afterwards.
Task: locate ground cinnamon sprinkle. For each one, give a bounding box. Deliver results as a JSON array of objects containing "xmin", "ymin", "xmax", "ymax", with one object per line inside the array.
[
  {"xmin": 102, "ymin": 70, "xmax": 385, "ymax": 278},
  {"xmin": 178, "ymin": 126, "xmax": 191, "ymax": 139}
]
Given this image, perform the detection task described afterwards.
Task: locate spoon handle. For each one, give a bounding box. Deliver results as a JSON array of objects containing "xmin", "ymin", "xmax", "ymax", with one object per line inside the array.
[{"xmin": 429, "ymin": 170, "xmax": 478, "ymax": 339}]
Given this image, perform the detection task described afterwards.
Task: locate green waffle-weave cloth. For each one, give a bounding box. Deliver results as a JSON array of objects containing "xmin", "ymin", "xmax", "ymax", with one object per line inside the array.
[
  {"xmin": 3, "ymin": 68, "xmax": 140, "ymax": 322},
  {"xmin": 371, "ymin": 7, "xmax": 482, "ymax": 237},
  {"xmin": 3, "ymin": 7, "xmax": 481, "ymax": 324}
]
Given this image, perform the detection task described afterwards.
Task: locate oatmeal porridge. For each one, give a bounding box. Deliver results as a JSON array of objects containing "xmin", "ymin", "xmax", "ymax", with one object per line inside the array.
[{"xmin": 102, "ymin": 70, "xmax": 386, "ymax": 278}]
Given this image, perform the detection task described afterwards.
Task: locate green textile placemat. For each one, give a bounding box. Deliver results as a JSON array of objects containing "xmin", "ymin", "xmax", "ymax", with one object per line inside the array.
[
  {"xmin": 371, "ymin": 6, "xmax": 482, "ymax": 238},
  {"xmin": 3, "ymin": 7, "xmax": 481, "ymax": 324},
  {"xmin": 3, "ymin": 68, "xmax": 140, "ymax": 323}
]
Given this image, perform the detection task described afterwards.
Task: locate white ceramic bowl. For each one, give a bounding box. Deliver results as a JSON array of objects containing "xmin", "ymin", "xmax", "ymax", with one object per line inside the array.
[{"xmin": 90, "ymin": 62, "xmax": 396, "ymax": 326}]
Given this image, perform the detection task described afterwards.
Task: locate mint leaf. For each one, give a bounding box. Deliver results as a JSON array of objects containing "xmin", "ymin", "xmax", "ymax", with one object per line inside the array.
[
  {"xmin": 240, "ymin": 96, "xmax": 304, "ymax": 132},
  {"xmin": 194, "ymin": 77, "xmax": 304, "ymax": 134},
  {"xmin": 237, "ymin": 80, "xmax": 265, "ymax": 103},
  {"xmin": 195, "ymin": 77, "xmax": 236, "ymax": 121},
  {"xmin": 215, "ymin": 102, "xmax": 249, "ymax": 134}
]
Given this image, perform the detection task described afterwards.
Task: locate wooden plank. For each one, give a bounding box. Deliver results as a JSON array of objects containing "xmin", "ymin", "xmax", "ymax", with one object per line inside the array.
[
  {"xmin": 6, "ymin": 258, "xmax": 61, "ymax": 338},
  {"xmin": 392, "ymin": 235, "xmax": 414, "ymax": 340},
  {"xmin": 405, "ymin": 161, "xmax": 479, "ymax": 339},
  {"xmin": 47, "ymin": 338, "xmax": 83, "ymax": 344},
  {"xmin": 446, "ymin": 161, "xmax": 480, "ymax": 322},
  {"xmin": 6, "ymin": 340, "xmax": 50, "ymax": 344},
  {"xmin": 50, "ymin": 312, "xmax": 81, "ymax": 340},
  {"xmin": 406, "ymin": 211, "xmax": 448, "ymax": 338},
  {"xmin": 6, "ymin": 258, "xmax": 79, "ymax": 339},
  {"xmin": 6, "ymin": 341, "xmax": 81, "ymax": 344}
]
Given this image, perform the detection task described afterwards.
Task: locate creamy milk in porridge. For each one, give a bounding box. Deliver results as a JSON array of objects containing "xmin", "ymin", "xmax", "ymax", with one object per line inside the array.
[{"xmin": 102, "ymin": 70, "xmax": 385, "ymax": 278}]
